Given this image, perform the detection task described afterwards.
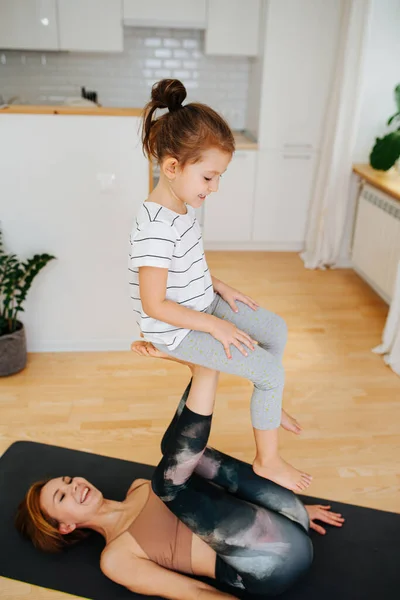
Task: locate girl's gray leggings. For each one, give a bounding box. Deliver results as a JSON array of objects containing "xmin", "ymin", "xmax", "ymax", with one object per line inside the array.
[{"xmin": 153, "ymin": 293, "xmax": 288, "ymax": 430}]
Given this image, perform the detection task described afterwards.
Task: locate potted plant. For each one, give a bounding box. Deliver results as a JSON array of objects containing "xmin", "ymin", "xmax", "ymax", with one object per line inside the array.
[
  {"xmin": 0, "ymin": 226, "xmax": 55, "ymax": 376},
  {"xmin": 370, "ymin": 83, "xmax": 400, "ymax": 172}
]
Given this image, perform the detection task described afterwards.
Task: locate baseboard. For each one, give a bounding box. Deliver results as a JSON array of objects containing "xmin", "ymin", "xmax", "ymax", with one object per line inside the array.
[
  {"xmin": 27, "ymin": 339, "xmax": 134, "ymax": 353},
  {"xmin": 352, "ymin": 266, "xmax": 391, "ymax": 304},
  {"xmin": 204, "ymin": 241, "xmax": 304, "ymax": 251}
]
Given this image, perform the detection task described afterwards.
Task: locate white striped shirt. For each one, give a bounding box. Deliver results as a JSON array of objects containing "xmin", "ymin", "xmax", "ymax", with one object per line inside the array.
[{"xmin": 129, "ymin": 201, "xmax": 215, "ymax": 350}]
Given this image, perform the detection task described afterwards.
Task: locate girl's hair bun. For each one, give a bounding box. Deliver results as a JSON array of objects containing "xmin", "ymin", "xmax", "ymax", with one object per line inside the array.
[{"xmin": 151, "ymin": 79, "xmax": 187, "ymax": 113}]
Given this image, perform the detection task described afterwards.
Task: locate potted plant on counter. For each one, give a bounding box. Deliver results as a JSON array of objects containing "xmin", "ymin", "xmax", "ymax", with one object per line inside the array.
[
  {"xmin": 0, "ymin": 226, "xmax": 55, "ymax": 376},
  {"xmin": 370, "ymin": 83, "xmax": 400, "ymax": 172}
]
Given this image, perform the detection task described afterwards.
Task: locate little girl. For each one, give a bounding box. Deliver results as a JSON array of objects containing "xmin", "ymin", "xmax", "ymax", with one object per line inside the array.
[{"xmin": 129, "ymin": 79, "xmax": 312, "ymax": 492}]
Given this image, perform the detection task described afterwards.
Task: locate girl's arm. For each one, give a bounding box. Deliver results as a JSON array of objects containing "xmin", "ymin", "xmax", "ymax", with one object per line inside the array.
[
  {"xmin": 210, "ymin": 275, "xmax": 224, "ymax": 294},
  {"xmin": 139, "ymin": 266, "xmax": 218, "ymax": 333}
]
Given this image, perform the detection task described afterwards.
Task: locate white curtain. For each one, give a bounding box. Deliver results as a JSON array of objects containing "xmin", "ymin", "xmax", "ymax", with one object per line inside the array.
[
  {"xmin": 372, "ymin": 261, "xmax": 400, "ymax": 375},
  {"xmin": 301, "ymin": 0, "xmax": 372, "ymax": 269}
]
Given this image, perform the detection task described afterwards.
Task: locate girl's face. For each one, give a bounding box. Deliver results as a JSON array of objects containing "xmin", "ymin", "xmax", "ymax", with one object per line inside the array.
[
  {"xmin": 40, "ymin": 476, "xmax": 102, "ymax": 533},
  {"xmin": 166, "ymin": 148, "xmax": 232, "ymax": 209}
]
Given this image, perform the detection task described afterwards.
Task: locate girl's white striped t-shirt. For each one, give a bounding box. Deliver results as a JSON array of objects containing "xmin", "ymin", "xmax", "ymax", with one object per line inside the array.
[{"xmin": 129, "ymin": 201, "xmax": 215, "ymax": 350}]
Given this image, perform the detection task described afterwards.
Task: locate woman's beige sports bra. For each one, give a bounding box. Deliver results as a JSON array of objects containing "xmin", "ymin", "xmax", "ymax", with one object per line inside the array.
[{"xmin": 126, "ymin": 481, "xmax": 193, "ymax": 574}]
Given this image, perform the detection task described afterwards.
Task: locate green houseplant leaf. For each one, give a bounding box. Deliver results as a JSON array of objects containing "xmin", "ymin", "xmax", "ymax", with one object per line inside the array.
[
  {"xmin": 370, "ymin": 131, "xmax": 400, "ymax": 171},
  {"xmin": 387, "ymin": 85, "xmax": 400, "ymax": 125},
  {"xmin": 0, "ymin": 225, "xmax": 56, "ymax": 335},
  {"xmin": 395, "ymin": 83, "xmax": 400, "ymax": 112},
  {"xmin": 387, "ymin": 112, "xmax": 400, "ymax": 126}
]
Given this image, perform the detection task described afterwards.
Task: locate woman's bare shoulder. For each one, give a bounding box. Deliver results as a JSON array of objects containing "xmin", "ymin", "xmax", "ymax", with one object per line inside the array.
[{"xmin": 126, "ymin": 477, "xmax": 150, "ymax": 497}]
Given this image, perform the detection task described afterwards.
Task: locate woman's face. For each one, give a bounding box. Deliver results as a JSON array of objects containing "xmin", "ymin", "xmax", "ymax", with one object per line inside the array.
[{"xmin": 40, "ymin": 476, "xmax": 102, "ymax": 531}]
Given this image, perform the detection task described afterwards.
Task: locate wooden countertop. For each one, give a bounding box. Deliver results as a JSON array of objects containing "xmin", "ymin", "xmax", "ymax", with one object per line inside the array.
[
  {"xmin": 0, "ymin": 105, "xmax": 258, "ymax": 149},
  {"xmin": 0, "ymin": 104, "xmax": 143, "ymax": 117},
  {"xmin": 353, "ymin": 163, "xmax": 400, "ymax": 203},
  {"xmin": 233, "ymin": 131, "xmax": 258, "ymax": 150}
]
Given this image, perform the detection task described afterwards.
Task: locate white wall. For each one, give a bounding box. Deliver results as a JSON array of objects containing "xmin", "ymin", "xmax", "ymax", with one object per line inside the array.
[
  {"xmin": 1, "ymin": 114, "xmax": 149, "ymax": 352},
  {"xmin": 353, "ymin": 0, "xmax": 400, "ymax": 162}
]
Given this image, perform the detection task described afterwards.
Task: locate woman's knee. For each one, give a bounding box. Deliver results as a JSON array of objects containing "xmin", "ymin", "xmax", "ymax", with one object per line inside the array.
[
  {"xmin": 244, "ymin": 533, "xmax": 313, "ymax": 595},
  {"xmin": 282, "ymin": 495, "xmax": 310, "ymax": 533}
]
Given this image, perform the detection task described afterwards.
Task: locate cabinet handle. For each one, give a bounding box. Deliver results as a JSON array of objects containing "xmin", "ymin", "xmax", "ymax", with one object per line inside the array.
[{"xmin": 282, "ymin": 154, "xmax": 312, "ymax": 160}]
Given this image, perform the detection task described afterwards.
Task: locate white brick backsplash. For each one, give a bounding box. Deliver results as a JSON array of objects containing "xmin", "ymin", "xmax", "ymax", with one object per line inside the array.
[
  {"xmin": 144, "ymin": 38, "xmax": 162, "ymax": 47},
  {"xmin": 154, "ymin": 69, "xmax": 171, "ymax": 78},
  {"xmin": 182, "ymin": 39, "xmax": 198, "ymax": 49},
  {"xmin": 163, "ymin": 38, "xmax": 181, "ymax": 48},
  {"xmin": 0, "ymin": 27, "xmax": 249, "ymax": 129},
  {"xmin": 173, "ymin": 70, "xmax": 191, "ymax": 80},
  {"xmin": 154, "ymin": 48, "xmax": 172, "ymax": 58},
  {"xmin": 145, "ymin": 58, "xmax": 162, "ymax": 68},
  {"xmin": 164, "ymin": 59, "xmax": 181, "ymax": 69},
  {"xmin": 173, "ymin": 49, "xmax": 190, "ymax": 59}
]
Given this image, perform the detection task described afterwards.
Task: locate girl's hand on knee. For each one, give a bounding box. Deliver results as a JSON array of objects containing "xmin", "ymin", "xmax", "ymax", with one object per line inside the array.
[
  {"xmin": 209, "ymin": 318, "xmax": 257, "ymax": 359},
  {"xmin": 217, "ymin": 282, "xmax": 260, "ymax": 312}
]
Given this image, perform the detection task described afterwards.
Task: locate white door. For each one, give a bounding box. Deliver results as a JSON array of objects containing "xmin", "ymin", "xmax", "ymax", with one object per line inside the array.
[
  {"xmin": 258, "ymin": 0, "xmax": 341, "ymax": 151},
  {"xmin": 252, "ymin": 150, "xmax": 318, "ymax": 248},
  {"xmin": 203, "ymin": 151, "xmax": 256, "ymax": 242},
  {"xmin": 0, "ymin": 0, "xmax": 59, "ymax": 50},
  {"xmin": 123, "ymin": 0, "xmax": 206, "ymax": 28},
  {"xmin": 205, "ymin": 0, "xmax": 260, "ymax": 56},
  {"xmin": 57, "ymin": 0, "xmax": 123, "ymax": 52}
]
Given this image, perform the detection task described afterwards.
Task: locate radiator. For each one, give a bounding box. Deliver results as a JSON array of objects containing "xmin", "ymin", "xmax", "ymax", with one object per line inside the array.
[{"xmin": 352, "ymin": 183, "xmax": 400, "ymax": 303}]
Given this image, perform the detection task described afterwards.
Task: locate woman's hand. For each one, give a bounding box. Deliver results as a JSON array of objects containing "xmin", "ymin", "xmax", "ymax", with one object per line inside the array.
[
  {"xmin": 305, "ymin": 504, "xmax": 345, "ymax": 535},
  {"xmin": 210, "ymin": 318, "xmax": 257, "ymax": 359},
  {"xmin": 216, "ymin": 281, "xmax": 259, "ymax": 313}
]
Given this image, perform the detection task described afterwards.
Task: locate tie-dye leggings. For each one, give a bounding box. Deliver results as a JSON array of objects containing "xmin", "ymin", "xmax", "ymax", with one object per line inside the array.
[{"xmin": 152, "ymin": 379, "xmax": 313, "ymax": 596}]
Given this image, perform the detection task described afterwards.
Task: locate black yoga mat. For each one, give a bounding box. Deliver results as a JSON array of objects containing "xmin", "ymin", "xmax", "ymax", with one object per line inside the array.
[{"xmin": 1, "ymin": 441, "xmax": 399, "ymax": 600}]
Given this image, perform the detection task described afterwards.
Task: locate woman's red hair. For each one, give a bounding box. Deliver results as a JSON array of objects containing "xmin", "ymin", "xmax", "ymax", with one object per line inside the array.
[{"xmin": 15, "ymin": 480, "xmax": 91, "ymax": 553}]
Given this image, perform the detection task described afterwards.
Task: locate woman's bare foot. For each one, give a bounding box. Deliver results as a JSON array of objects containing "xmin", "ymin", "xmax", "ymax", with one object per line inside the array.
[
  {"xmin": 252, "ymin": 456, "xmax": 312, "ymax": 492},
  {"xmin": 281, "ymin": 409, "xmax": 302, "ymax": 434}
]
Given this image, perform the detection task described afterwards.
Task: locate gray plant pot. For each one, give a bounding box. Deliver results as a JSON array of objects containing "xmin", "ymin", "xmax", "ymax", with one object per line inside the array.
[{"xmin": 0, "ymin": 321, "xmax": 27, "ymax": 377}]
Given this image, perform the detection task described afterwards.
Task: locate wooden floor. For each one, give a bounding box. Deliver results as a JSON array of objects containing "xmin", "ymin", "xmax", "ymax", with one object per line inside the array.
[{"xmin": 1, "ymin": 252, "xmax": 399, "ymax": 599}]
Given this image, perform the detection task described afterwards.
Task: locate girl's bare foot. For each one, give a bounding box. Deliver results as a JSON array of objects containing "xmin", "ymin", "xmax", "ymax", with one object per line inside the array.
[
  {"xmin": 281, "ymin": 409, "xmax": 302, "ymax": 435},
  {"xmin": 252, "ymin": 456, "xmax": 312, "ymax": 492},
  {"xmin": 131, "ymin": 340, "xmax": 195, "ymax": 372}
]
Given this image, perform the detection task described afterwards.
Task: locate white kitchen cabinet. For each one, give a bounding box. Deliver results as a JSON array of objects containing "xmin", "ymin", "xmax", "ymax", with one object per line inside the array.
[
  {"xmin": 123, "ymin": 0, "xmax": 206, "ymax": 29},
  {"xmin": 57, "ymin": 0, "xmax": 123, "ymax": 52},
  {"xmin": 203, "ymin": 150, "xmax": 256, "ymax": 243},
  {"xmin": 205, "ymin": 0, "xmax": 260, "ymax": 56},
  {"xmin": 257, "ymin": 0, "xmax": 341, "ymax": 150},
  {"xmin": 0, "ymin": 0, "xmax": 59, "ymax": 50},
  {"xmin": 252, "ymin": 150, "xmax": 318, "ymax": 248},
  {"xmin": 0, "ymin": 113, "xmax": 149, "ymax": 351}
]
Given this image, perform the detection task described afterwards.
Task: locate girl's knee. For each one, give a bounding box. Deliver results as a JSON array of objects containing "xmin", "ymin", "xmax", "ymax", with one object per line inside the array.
[
  {"xmin": 256, "ymin": 358, "xmax": 285, "ymax": 390},
  {"xmin": 258, "ymin": 310, "xmax": 288, "ymax": 340}
]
